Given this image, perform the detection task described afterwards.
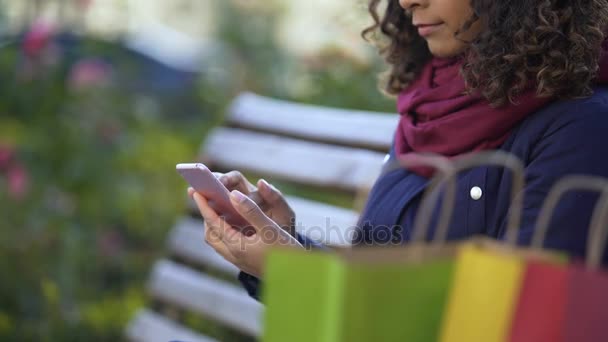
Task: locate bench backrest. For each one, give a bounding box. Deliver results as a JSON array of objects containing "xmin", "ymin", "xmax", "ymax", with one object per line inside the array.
[{"xmin": 127, "ymin": 93, "xmax": 398, "ymax": 341}]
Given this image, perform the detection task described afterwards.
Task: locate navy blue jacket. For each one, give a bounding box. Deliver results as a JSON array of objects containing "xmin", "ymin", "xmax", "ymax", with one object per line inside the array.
[{"xmin": 239, "ymin": 87, "xmax": 608, "ymax": 300}]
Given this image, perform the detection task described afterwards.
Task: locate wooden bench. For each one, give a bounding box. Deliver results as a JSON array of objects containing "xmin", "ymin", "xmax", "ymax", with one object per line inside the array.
[{"xmin": 126, "ymin": 92, "xmax": 398, "ymax": 341}]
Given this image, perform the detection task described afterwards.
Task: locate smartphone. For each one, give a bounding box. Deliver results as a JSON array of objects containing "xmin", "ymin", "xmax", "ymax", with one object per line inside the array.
[{"xmin": 176, "ymin": 163, "xmax": 254, "ymax": 233}]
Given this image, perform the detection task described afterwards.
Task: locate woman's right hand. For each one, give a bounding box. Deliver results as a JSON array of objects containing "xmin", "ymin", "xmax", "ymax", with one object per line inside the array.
[
  {"xmin": 212, "ymin": 171, "xmax": 297, "ymax": 236},
  {"xmin": 190, "ymin": 188, "xmax": 303, "ymax": 278}
]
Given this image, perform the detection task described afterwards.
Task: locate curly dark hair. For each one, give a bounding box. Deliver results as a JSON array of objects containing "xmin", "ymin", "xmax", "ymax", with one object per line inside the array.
[{"xmin": 363, "ymin": 0, "xmax": 608, "ymax": 106}]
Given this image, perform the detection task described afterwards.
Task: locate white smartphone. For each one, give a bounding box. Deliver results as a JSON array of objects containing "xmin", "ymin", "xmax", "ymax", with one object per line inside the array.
[{"xmin": 176, "ymin": 163, "xmax": 253, "ymax": 233}]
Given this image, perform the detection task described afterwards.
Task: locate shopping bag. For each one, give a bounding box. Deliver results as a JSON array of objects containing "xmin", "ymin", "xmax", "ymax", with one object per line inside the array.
[
  {"xmin": 550, "ymin": 176, "xmax": 608, "ymax": 341},
  {"xmin": 508, "ymin": 260, "xmax": 569, "ymax": 342},
  {"xmin": 438, "ymin": 151, "xmax": 566, "ymax": 342},
  {"xmin": 262, "ymin": 248, "xmax": 343, "ymax": 342},
  {"xmin": 439, "ymin": 240, "xmax": 557, "ymax": 342},
  {"xmin": 262, "ymin": 244, "xmax": 457, "ymax": 342},
  {"xmin": 263, "ymin": 155, "xmax": 462, "ymax": 342},
  {"xmin": 563, "ymin": 266, "xmax": 608, "ymax": 341},
  {"xmin": 508, "ymin": 175, "xmax": 608, "ymax": 342}
]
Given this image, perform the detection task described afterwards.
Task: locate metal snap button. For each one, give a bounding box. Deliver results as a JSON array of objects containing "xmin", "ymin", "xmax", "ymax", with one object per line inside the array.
[{"xmin": 470, "ymin": 186, "xmax": 483, "ymax": 200}]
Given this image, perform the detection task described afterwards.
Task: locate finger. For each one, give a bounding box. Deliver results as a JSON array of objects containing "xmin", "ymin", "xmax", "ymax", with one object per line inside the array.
[
  {"xmin": 199, "ymin": 196, "xmax": 247, "ymax": 252},
  {"xmin": 192, "ymin": 192, "xmax": 222, "ymax": 227},
  {"xmin": 257, "ymin": 179, "xmax": 295, "ymax": 233},
  {"xmin": 203, "ymin": 221, "xmax": 238, "ymax": 264},
  {"xmin": 248, "ymin": 190, "xmax": 270, "ymax": 211},
  {"xmin": 230, "ymin": 191, "xmax": 302, "ymax": 252},
  {"xmin": 193, "ymin": 192, "xmax": 255, "ymax": 264},
  {"xmin": 205, "ymin": 215, "xmax": 256, "ymax": 265},
  {"xmin": 258, "ymin": 179, "xmax": 290, "ymax": 208},
  {"xmin": 194, "ymin": 192, "xmax": 242, "ymax": 238},
  {"xmin": 187, "ymin": 187, "xmax": 195, "ymax": 198},
  {"xmin": 204, "ymin": 220, "xmax": 224, "ymax": 248},
  {"xmin": 220, "ymin": 171, "xmax": 255, "ymax": 193},
  {"xmin": 229, "ymin": 190, "xmax": 276, "ymax": 232}
]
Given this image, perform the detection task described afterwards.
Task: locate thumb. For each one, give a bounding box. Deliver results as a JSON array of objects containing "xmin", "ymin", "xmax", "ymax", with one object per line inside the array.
[{"xmin": 230, "ymin": 190, "xmax": 276, "ymax": 233}]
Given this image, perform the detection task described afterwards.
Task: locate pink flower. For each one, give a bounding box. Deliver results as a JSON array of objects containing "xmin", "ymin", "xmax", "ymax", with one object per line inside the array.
[
  {"xmin": 0, "ymin": 145, "xmax": 30, "ymax": 200},
  {"xmin": 23, "ymin": 19, "xmax": 56, "ymax": 57},
  {"xmin": 0, "ymin": 146, "xmax": 13, "ymax": 167},
  {"xmin": 67, "ymin": 58, "xmax": 113, "ymax": 90},
  {"xmin": 7, "ymin": 165, "xmax": 29, "ymax": 200}
]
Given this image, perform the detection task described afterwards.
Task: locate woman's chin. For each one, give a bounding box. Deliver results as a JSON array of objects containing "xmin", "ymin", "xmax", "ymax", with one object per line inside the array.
[{"xmin": 426, "ymin": 41, "xmax": 467, "ymax": 58}]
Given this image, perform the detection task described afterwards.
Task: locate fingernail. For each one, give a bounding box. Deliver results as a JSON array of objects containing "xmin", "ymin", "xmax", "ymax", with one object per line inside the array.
[
  {"xmin": 231, "ymin": 190, "xmax": 247, "ymax": 203},
  {"xmin": 260, "ymin": 179, "xmax": 269, "ymax": 189}
]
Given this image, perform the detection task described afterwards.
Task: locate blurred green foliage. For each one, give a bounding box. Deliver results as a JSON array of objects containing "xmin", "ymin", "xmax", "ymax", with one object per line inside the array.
[
  {"xmin": 198, "ymin": 1, "xmax": 395, "ymax": 114},
  {"xmin": 0, "ymin": 36, "xmax": 203, "ymax": 340},
  {"xmin": 0, "ymin": 0, "xmax": 394, "ymax": 341}
]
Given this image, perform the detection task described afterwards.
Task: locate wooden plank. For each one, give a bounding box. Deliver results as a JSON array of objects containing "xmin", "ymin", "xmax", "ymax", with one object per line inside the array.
[
  {"xmin": 201, "ymin": 128, "xmax": 386, "ymax": 192},
  {"xmin": 126, "ymin": 309, "xmax": 217, "ymax": 342},
  {"xmin": 148, "ymin": 260, "xmax": 263, "ymax": 337},
  {"xmin": 284, "ymin": 196, "xmax": 358, "ymax": 246},
  {"xmin": 227, "ymin": 92, "xmax": 399, "ymax": 151}
]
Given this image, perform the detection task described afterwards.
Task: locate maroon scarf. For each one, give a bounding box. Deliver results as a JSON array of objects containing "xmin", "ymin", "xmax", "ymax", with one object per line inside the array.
[{"xmin": 396, "ymin": 40, "xmax": 608, "ymax": 178}]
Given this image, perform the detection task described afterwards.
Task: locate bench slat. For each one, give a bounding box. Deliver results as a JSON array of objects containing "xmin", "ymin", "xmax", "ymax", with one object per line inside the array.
[
  {"xmin": 131, "ymin": 93, "xmax": 394, "ymax": 340},
  {"xmin": 286, "ymin": 196, "xmax": 357, "ymax": 246},
  {"xmin": 228, "ymin": 92, "xmax": 398, "ymax": 151},
  {"xmin": 148, "ymin": 260, "xmax": 263, "ymax": 337},
  {"xmin": 126, "ymin": 309, "xmax": 217, "ymax": 342},
  {"xmin": 202, "ymin": 128, "xmax": 387, "ymax": 191}
]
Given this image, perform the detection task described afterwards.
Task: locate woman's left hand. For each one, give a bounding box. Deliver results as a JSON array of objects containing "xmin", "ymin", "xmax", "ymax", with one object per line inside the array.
[{"xmin": 189, "ymin": 188, "xmax": 303, "ymax": 278}]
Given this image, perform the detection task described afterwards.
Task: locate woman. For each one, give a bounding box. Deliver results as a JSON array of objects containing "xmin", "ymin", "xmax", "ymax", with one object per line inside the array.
[{"xmin": 189, "ymin": 0, "xmax": 608, "ymax": 299}]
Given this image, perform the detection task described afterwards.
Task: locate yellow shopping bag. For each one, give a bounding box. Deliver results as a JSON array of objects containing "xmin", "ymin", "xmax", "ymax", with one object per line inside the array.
[
  {"xmin": 434, "ymin": 152, "xmax": 565, "ymax": 342},
  {"xmin": 439, "ymin": 240, "xmax": 527, "ymax": 342}
]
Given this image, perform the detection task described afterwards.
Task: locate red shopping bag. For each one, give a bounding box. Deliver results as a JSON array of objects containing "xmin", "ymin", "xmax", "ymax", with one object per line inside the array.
[
  {"xmin": 563, "ymin": 266, "xmax": 608, "ymax": 341},
  {"xmin": 564, "ymin": 181, "xmax": 608, "ymax": 342},
  {"xmin": 509, "ymin": 176, "xmax": 608, "ymax": 342},
  {"xmin": 429, "ymin": 151, "xmax": 563, "ymax": 342},
  {"xmin": 509, "ymin": 260, "xmax": 569, "ymax": 342}
]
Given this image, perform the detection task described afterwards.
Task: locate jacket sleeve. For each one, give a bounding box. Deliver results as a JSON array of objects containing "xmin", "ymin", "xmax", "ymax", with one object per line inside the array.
[
  {"xmin": 502, "ymin": 95, "xmax": 608, "ymax": 262},
  {"xmin": 238, "ymin": 232, "xmax": 328, "ymax": 301}
]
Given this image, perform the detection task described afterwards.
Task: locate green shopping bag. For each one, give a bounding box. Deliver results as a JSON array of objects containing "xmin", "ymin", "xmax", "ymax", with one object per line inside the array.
[
  {"xmin": 263, "ymin": 154, "xmax": 462, "ymax": 342},
  {"xmin": 262, "ymin": 245, "xmax": 457, "ymax": 342}
]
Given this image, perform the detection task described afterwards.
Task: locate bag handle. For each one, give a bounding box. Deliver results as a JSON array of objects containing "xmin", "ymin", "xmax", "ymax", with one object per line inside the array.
[
  {"xmin": 398, "ymin": 153, "xmax": 456, "ymax": 245},
  {"xmin": 532, "ymin": 175, "xmax": 608, "ymax": 269},
  {"xmin": 404, "ymin": 151, "xmax": 526, "ymax": 246}
]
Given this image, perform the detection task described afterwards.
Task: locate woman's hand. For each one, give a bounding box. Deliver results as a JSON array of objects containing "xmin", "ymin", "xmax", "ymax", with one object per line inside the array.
[
  {"xmin": 189, "ymin": 188, "xmax": 303, "ymax": 278},
  {"xmin": 213, "ymin": 171, "xmax": 296, "ymax": 236}
]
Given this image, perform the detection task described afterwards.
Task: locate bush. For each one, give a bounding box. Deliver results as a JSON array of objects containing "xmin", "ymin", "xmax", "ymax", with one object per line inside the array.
[{"xmin": 0, "ymin": 1, "xmax": 395, "ymax": 340}]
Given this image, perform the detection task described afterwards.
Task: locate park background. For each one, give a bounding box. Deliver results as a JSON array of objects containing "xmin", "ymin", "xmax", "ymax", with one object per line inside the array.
[{"xmin": 0, "ymin": 0, "xmax": 396, "ymax": 340}]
